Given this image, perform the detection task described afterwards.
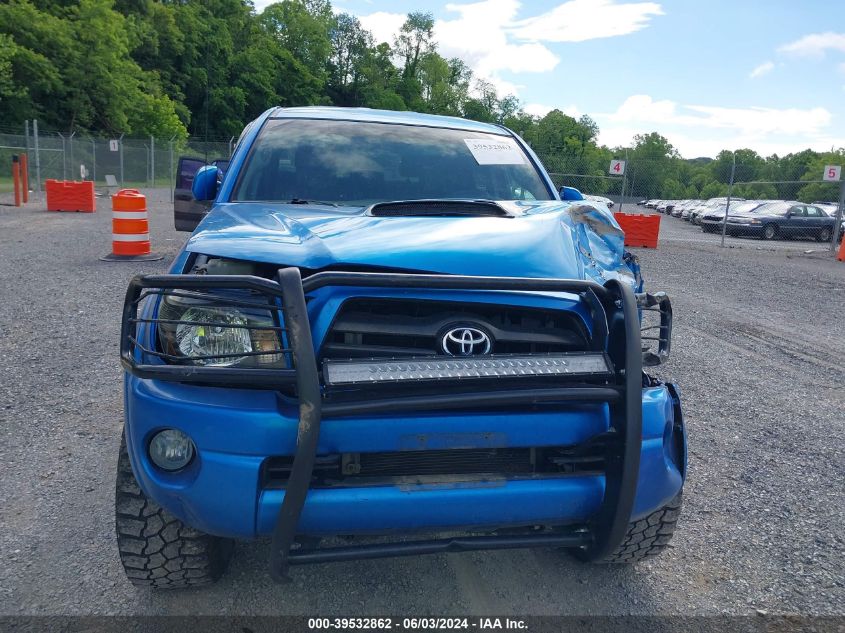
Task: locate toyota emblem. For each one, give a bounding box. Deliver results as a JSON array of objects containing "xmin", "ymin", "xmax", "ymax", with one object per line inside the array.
[{"xmin": 441, "ymin": 326, "xmax": 492, "ymax": 356}]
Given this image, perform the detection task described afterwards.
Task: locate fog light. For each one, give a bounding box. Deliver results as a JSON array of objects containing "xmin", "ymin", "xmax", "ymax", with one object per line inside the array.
[{"xmin": 149, "ymin": 429, "xmax": 195, "ymax": 471}]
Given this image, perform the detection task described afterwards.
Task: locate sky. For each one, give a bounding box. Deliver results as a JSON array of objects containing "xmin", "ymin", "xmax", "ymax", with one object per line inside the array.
[{"xmin": 253, "ymin": 0, "xmax": 845, "ymax": 159}]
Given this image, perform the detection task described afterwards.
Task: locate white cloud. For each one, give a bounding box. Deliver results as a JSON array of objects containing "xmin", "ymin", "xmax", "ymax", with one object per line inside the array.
[
  {"xmin": 357, "ymin": 11, "xmax": 407, "ymax": 45},
  {"xmin": 779, "ymin": 32, "xmax": 845, "ymax": 58},
  {"xmin": 602, "ymin": 95, "xmax": 830, "ymax": 136},
  {"xmin": 595, "ymin": 95, "xmax": 841, "ymax": 157},
  {"xmin": 356, "ymin": 0, "xmax": 663, "ymax": 98},
  {"xmin": 749, "ymin": 61, "xmax": 774, "ymax": 79},
  {"xmin": 437, "ymin": 1, "xmax": 559, "ymax": 83},
  {"xmin": 508, "ymin": 0, "xmax": 663, "ymax": 43},
  {"xmin": 683, "ymin": 104, "xmax": 831, "ymax": 136}
]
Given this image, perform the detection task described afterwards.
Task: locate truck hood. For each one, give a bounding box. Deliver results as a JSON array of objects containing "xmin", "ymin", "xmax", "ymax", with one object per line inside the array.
[{"xmin": 185, "ymin": 200, "xmax": 630, "ymax": 284}]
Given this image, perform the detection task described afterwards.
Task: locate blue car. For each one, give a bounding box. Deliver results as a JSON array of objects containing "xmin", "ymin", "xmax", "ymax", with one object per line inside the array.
[{"xmin": 117, "ymin": 107, "xmax": 686, "ymax": 588}]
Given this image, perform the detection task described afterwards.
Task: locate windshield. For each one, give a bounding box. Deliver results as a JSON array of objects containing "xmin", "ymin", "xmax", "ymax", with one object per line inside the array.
[
  {"xmin": 732, "ymin": 201, "xmax": 763, "ymax": 213},
  {"xmin": 756, "ymin": 201, "xmax": 793, "ymax": 216},
  {"xmin": 232, "ymin": 118, "xmax": 553, "ymax": 205}
]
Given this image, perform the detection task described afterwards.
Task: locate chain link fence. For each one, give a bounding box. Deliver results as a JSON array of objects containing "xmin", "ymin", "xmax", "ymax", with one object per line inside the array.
[
  {"xmin": 4, "ymin": 122, "xmax": 843, "ymax": 253},
  {"xmin": 548, "ymin": 156, "xmax": 844, "ymax": 252},
  {"xmin": 1, "ymin": 122, "xmax": 235, "ymax": 195}
]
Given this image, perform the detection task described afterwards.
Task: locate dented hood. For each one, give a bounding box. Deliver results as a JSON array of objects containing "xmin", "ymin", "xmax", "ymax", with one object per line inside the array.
[{"xmin": 185, "ymin": 200, "xmax": 631, "ymax": 285}]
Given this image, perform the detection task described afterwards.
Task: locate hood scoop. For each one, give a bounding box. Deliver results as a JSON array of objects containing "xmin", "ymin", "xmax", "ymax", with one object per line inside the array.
[{"xmin": 368, "ymin": 199, "xmax": 512, "ymax": 218}]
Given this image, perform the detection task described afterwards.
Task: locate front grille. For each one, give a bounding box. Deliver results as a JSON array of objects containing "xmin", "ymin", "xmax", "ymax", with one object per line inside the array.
[
  {"xmin": 261, "ymin": 444, "xmax": 606, "ymax": 488},
  {"xmin": 359, "ymin": 448, "xmax": 532, "ymax": 476},
  {"xmin": 321, "ymin": 299, "xmax": 590, "ymax": 360}
]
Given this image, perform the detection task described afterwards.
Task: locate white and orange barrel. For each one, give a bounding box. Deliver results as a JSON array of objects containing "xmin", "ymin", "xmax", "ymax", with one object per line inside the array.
[{"xmin": 111, "ymin": 189, "xmax": 150, "ymax": 256}]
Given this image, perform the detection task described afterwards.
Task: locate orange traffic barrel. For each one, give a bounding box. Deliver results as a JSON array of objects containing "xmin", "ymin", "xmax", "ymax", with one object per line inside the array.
[
  {"xmin": 100, "ymin": 189, "xmax": 163, "ymax": 261},
  {"xmin": 837, "ymin": 233, "xmax": 845, "ymax": 262}
]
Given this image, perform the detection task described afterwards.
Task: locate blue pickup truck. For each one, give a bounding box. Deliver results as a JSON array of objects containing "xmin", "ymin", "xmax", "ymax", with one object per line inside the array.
[{"xmin": 117, "ymin": 107, "xmax": 686, "ymax": 588}]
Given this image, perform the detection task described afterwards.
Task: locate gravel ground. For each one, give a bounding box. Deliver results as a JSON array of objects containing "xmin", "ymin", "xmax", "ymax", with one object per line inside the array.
[{"xmin": 0, "ymin": 191, "xmax": 843, "ymax": 617}]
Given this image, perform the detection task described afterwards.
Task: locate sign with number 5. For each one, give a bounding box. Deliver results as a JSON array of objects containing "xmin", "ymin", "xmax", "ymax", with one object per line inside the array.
[
  {"xmin": 609, "ymin": 159, "xmax": 626, "ymax": 175},
  {"xmin": 823, "ymin": 165, "xmax": 842, "ymax": 182}
]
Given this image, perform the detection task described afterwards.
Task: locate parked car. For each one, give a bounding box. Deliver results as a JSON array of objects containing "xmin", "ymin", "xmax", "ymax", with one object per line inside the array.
[
  {"xmin": 672, "ymin": 200, "xmax": 689, "ymax": 218},
  {"xmin": 689, "ymin": 198, "xmax": 744, "ymax": 229},
  {"xmin": 656, "ymin": 200, "xmax": 674, "ymax": 213},
  {"xmin": 681, "ymin": 200, "xmax": 706, "ymax": 221},
  {"xmin": 584, "ymin": 194, "xmax": 614, "ymax": 210},
  {"xmin": 724, "ymin": 201, "xmax": 837, "ymax": 241},
  {"xmin": 645, "ymin": 199, "xmax": 660, "ymax": 209},
  {"xmin": 699, "ymin": 200, "xmax": 764, "ymax": 233},
  {"xmin": 818, "ymin": 202, "xmax": 845, "ymax": 240},
  {"xmin": 687, "ymin": 200, "xmax": 712, "ymax": 225},
  {"xmin": 636, "ymin": 199, "xmax": 648, "ymax": 206},
  {"xmin": 116, "ymin": 106, "xmax": 686, "ymax": 588}
]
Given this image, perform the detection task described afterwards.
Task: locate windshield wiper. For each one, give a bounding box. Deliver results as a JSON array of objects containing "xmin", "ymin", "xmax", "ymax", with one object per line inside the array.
[{"xmin": 287, "ymin": 198, "xmax": 339, "ymax": 207}]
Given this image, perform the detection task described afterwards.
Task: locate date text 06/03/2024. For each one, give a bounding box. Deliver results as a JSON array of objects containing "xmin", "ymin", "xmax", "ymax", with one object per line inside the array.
[{"xmin": 307, "ymin": 617, "xmax": 528, "ymax": 630}]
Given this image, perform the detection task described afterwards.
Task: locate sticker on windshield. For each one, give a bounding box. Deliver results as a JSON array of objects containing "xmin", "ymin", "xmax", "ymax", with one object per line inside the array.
[{"xmin": 464, "ymin": 138, "xmax": 525, "ymax": 165}]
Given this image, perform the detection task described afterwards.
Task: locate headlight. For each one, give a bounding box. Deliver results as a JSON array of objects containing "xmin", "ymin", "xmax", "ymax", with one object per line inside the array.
[
  {"xmin": 749, "ymin": 219, "xmax": 760, "ymax": 224},
  {"xmin": 175, "ymin": 307, "xmax": 252, "ymax": 366},
  {"xmin": 157, "ymin": 293, "xmax": 284, "ymax": 367}
]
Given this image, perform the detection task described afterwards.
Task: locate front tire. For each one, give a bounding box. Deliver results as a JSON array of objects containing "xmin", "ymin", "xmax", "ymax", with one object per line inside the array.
[
  {"xmin": 762, "ymin": 224, "xmax": 777, "ymax": 240},
  {"xmin": 115, "ymin": 434, "xmax": 234, "ymax": 589},
  {"xmin": 574, "ymin": 493, "xmax": 683, "ymax": 564}
]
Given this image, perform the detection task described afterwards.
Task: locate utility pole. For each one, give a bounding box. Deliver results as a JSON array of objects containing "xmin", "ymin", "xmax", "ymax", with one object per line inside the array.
[
  {"xmin": 119, "ymin": 133, "xmax": 125, "ymax": 186},
  {"xmin": 720, "ymin": 151, "xmax": 737, "ymax": 248},
  {"xmin": 33, "ymin": 120, "xmax": 41, "ymax": 192},
  {"xmin": 831, "ymin": 178, "xmax": 845, "ymax": 253}
]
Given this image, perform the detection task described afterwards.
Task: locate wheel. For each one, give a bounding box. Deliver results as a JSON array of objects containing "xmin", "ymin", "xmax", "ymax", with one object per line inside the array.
[
  {"xmin": 573, "ymin": 493, "xmax": 683, "ymax": 564},
  {"xmin": 762, "ymin": 224, "xmax": 777, "ymax": 240},
  {"xmin": 817, "ymin": 227, "xmax": 832, "ymax": 242},
  {"xmin": 115, "ymin": 433, "xmax": 234, "ymax": 588}
]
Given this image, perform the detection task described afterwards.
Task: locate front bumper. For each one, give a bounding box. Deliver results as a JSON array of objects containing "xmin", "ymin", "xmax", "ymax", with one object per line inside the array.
[
  {"xmin": 725, "ymin": 222, "xmax": 763, "ymax": 236},
  {"xmin": 126, "ymin": 377, "xmax": 684, "ymax": 538},
  {"xmin": 121, "ymin": 270, "xmax": 684, "ymax": 577}
]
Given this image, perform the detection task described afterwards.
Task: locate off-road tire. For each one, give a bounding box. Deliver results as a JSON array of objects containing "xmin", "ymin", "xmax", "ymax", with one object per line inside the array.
[
  {"xmin": 115, "ymin": 434, "xmax": 234, "ymax": 589},
  {"xmin": 576, "ymin": 493, "xmax": 683, "ymax": 564}
]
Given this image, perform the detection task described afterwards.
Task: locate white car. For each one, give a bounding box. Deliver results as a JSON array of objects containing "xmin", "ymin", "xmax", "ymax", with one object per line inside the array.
[{"xmin": 584, "ymin": 194, "xmax": 614, "ymax": 210}]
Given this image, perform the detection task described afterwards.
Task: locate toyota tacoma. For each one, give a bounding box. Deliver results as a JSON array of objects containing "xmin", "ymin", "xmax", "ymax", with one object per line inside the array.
[{"xmin": 116, "ymin": 106, "xmax": 685, "ymax": 588}]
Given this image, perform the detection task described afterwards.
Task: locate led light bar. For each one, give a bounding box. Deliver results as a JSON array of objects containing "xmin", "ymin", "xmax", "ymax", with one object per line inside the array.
[{"xmin": 323, "ymin": 353, "xmax": 612, "ymax": 386}]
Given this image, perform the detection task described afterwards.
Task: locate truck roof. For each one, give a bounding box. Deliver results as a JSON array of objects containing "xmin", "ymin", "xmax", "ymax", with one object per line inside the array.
[{"xmin": 269, "ymin": 106, "xmax": 509, "ymax": 135}]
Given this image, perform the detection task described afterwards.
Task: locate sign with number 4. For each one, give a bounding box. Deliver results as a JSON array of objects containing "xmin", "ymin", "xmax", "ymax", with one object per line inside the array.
[
  {"xmin": 609, "ymin": 159, "xmax": 626, "ymax": 176},
  {"xmin": 823, "ymin": 165, "xmax": 841, "ymax": 182}
]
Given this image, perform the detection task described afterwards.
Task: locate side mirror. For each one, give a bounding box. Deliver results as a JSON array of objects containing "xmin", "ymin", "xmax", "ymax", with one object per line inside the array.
[
  {"xmin": 559, "ymin": 186, "xmax": 585, "ymax": 201},
  {"xmin": 192, "ymin": 165, "xmax": 221, "ymax": 201}
]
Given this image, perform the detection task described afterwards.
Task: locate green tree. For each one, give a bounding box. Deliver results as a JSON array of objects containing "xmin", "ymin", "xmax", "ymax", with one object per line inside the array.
[
  {"xmin": 710, "ymin": 149, "xmax": 764, "ymax": 184},
  {"xmin": 795, "ymin": 150, "xmax": 845, "ymax": 202},
  {"xmin": 328, "ymin": 13, "xmax": 372, "ymax": 106},
  {"xmin": 261, "ymin": 0, "xmax": 332, "ymax": 86},
  {"xmin": 627, "ymin": 132, "xmax": 678, "ymax": 198},
  {"xmin": 661, "ymin": 178, "xmax": 686, "ymax": 199},
  {"xmin": 394, "ymin": 11, "xmax": 434, "ymax": 80},
  {"xmin": 700, "ymin": 181, "xmax": 729, "ymax": 198},
  {"xmin": 733, "ymin": 183, "xmax": 778, "ymax": 200}
]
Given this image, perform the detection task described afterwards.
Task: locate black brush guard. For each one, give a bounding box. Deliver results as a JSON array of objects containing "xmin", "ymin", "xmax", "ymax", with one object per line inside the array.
[{"xmin": 121, "ymin": 269, "xmax": 651, "ymax": 581}]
